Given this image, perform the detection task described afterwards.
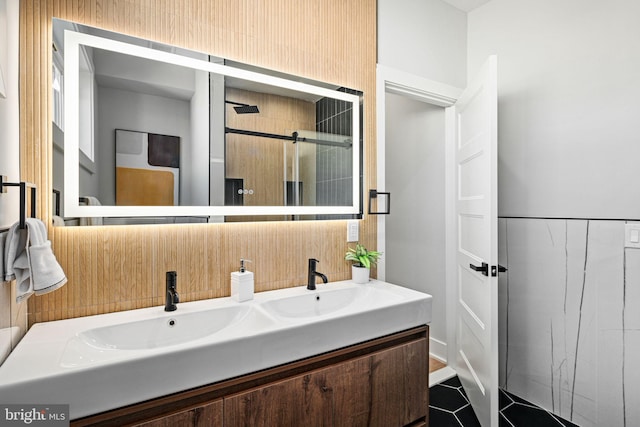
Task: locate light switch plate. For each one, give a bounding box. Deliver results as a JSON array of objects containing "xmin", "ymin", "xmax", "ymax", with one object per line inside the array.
[
  {"xmin": 624, "ymin": 223, "xmax": 640, "ymax": 248},
  {"xmin": 347, "ymin": 220, "xmax": 359, "ymax": 242}
]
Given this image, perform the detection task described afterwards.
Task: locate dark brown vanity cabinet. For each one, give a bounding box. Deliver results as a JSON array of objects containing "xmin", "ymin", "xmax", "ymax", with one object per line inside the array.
[
  {"xmin": 133, "ymin": 401, "xmax": 223, "ymax": 427},
  {"xmin": 73, "ymin": 326, "xmax": 429, "ymax": 427},
  {"xmin": 224, "ymin": 338, "xmax": 428, "ymax": 426}
]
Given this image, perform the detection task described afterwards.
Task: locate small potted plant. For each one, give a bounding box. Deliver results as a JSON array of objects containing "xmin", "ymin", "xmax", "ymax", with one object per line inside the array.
[{"xmin": 345, "ymin": 243, "xmax": 382, "ymax": 284}]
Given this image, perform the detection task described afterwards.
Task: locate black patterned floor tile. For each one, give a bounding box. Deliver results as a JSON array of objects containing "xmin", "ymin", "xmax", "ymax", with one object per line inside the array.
[
  {"xmin": 442, "ymin": 375, "xmax": 463, "ymax": 388},
  {"xmin": 455, "ymin": 404, "xmax": 481, "ymax": 427},
  {"xmin": 502, "ymin": 389, "xmax": 533, "ymax": 406},
  {"xmin": 430, "ymin": 383, "xmax": 469, "ymax": 411},
  {"xmin": 550, "ymin": 413, "xmax": 580, "ymax": 427},
  {"xmin": 430, "ymin": 406, "xmax": 463, "ymax": 426},
  {"xmin": 458, "ymin": 385, "xmax": 469, "ymax": 399},
  {"xmin": 501, "ymin": 403, "xmax": 566, "ymax": 427},
  {"xmin": 499, "ymin": 389, "xmax": 513, "ymax": 409},
  {"xmin": 500, "ymin": 412, "xmax": 515, "ymax": 427},
  {"xmin": 499, "ymin": 389, "xmax": 579, "ymax": 427},
  {"xmin": 430, "ymin": 376, "xmax": 579, "ymax": 427}
]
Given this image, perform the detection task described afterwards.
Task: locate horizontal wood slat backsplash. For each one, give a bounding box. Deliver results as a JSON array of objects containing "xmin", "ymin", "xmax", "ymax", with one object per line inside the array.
[{"xmin": 21, "ymin": 0, "xmax": 377, "ymax": 324}]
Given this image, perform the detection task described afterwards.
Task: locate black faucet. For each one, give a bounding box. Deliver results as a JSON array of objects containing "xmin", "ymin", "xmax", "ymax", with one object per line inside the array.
[
  {"xmin": 307, "ymin": 258, "xmax": 328, "ymax": 290},
  {"xmin": 165, "ymin": 271, "xmax": 179, "ymax": 311}
]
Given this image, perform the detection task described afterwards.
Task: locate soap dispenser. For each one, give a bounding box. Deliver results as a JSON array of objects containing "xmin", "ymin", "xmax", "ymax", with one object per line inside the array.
[{"xmin": 231, "ymin": 258, "xmax": 254, "ymax": 302}]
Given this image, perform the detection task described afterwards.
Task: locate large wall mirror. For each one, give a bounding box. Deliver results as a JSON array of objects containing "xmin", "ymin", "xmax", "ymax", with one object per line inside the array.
[{"xmin": 52, "ymin": 19, "xmax": 362, "ymax": 225}]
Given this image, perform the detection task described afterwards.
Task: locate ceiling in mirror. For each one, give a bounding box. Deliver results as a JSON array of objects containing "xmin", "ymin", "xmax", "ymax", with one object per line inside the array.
[{"xmin": 52, "ymin": 19, "xmax": 362, "ymax": 225}]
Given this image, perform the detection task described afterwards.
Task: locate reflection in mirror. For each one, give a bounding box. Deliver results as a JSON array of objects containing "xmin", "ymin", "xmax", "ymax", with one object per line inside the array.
[
  {"xmin": 51, "ymin": 19, "xmax": 362, "ymax": 225},
  {"xmin": 223, "ymin": 87, "xmax": 357, "ymax": 222},
  {"xmin": 115, "ymin": 130, "xmax": 182, "ymax": 206}
]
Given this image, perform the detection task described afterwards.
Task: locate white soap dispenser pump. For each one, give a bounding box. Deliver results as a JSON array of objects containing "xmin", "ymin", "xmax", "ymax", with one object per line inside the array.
[{"xmin": 231, "ymin": 258, "xmax": 254, "ymax": 302}]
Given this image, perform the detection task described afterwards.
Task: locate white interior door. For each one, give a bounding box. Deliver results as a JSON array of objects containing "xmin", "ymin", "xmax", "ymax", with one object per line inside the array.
[{"xmin": 447, "ymin": 55, "xmax": 499, "ymax": 427}]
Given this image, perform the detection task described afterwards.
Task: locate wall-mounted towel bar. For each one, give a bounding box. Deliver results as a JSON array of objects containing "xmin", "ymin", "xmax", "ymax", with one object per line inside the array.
[
  {"xmin": 1, "ymin": 175, "xmax": 37, "ymax": 229},
  {"xmin": 368, "ymin": 189, "xmax": 390, "ymax": 215}
]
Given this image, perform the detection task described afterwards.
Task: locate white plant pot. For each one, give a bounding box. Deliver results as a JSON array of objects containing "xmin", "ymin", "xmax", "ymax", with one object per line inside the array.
[{"xmin": 351, "ymin": 265, "xmax": 370, "ymax": 284}]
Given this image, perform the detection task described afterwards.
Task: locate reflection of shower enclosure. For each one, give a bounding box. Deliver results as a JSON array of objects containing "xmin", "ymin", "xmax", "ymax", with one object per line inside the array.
[
  {"xmin": 283, "ymin": 131, "xmax": 353, "ymax": 208},
  {"xmin": 223, "ymin": 86, "xmax": 357, "ymax": 219},
  {"xmin": 314, "ymin": 90, "xmax": 358, "ymax": 214},
  {"xmin": 225, "ymin": 127, "xmax": 352, "ymax": 208}
]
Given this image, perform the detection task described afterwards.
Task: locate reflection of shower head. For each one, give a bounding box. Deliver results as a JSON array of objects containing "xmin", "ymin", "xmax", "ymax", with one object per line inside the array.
[
  {"xmin": 233, "ymin": 104, "xmax": 260, "ymax": 114},
  {"xmin": 225, "ymin": 100, "xmax": 260, "ymax": 114}
]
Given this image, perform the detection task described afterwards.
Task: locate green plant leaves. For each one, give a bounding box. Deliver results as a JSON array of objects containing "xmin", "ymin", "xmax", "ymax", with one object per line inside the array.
[{"xmin": 344, "ymin": 243, "xmax": 382, "ymax": 268}]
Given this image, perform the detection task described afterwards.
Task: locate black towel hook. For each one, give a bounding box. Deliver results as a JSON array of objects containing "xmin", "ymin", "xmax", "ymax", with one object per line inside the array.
[{"xmin": 1, "ymin": 175, "xmax": 37, "ymax": 229}]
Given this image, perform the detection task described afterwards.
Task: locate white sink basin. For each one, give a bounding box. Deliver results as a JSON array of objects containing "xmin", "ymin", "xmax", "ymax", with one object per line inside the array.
[
  {"xmin": 261, "ymin": 286, "xmax": 365, "ymax": 318},
  {"xmin": 0, "ymin": 280, "xmax": 431, "ymax": 420},
  {"xmin": 260, "ymin": 285, "xmax": 405, "ymax": 319},
  {"xmin": 78, "ymin": 305, "xmax": 250, "ymax": 350}
]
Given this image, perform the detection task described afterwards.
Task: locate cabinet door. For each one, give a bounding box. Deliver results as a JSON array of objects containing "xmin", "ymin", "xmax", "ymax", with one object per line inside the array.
[
  {"xmin": 224, "ymin": 338, "xmax": 427, "ymax": 427},
  {"xmin": 369, "ymin": 338, "xmax": 428, "ymax": 426},
  {"xmin": 133, "ymin": 400, "xmax": 223, "ymax": 427},
  {"xmin": 224, "ymin": 356, "xmax": 372, "ymax": 427}
]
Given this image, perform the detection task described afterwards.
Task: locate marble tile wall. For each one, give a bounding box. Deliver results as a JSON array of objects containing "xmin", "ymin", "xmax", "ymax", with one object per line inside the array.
[{"xmin": 499, "ymin": 218, "xmax": 639, "ymax": 427}]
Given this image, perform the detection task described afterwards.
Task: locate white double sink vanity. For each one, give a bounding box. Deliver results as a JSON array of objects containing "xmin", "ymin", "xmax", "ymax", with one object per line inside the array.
[{"xmin": 0, "ymin": 280, "xmax": 432, "ymax": 426}]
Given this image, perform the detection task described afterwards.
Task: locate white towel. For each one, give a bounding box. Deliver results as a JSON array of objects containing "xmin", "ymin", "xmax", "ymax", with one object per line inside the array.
[
  {"xmin": 79, "ymin": 196, "xmax": 103, "ymax": 226},
  {"xmin": 27, "ymin": 218, "xmax": 67, "ymax": 295},
  {"xmin": 3, "ymin": 222, "xmax": 33, "ymax": 301},
  {"xmin": 3, "ymin": 218, "xmax": 67, "ymax": 302}
]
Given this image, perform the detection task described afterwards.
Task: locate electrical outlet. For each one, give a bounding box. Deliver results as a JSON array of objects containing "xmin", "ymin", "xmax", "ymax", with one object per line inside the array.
[
  {"xmin": 625, "ymin": 223, "xmax": 640, "ymax": 248},
  {"xmin": 347, "ymin": 220, "xmax": 359, "ymax": 242}
]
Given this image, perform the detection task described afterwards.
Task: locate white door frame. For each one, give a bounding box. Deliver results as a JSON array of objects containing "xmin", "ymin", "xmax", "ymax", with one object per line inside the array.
[{"xmin": 376, "ymin": 64, "xmax": 462, "ymax": 367}]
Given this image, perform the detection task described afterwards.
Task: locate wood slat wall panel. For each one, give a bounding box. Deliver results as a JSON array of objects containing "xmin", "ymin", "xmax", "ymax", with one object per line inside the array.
[{"xmin": 21, "ymin": 0, "xmax": 377, "ymax": 324}]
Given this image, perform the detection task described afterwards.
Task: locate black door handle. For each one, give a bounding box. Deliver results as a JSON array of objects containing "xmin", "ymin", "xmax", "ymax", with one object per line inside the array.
[
  {"xmin": 491, "ymin": 264, "xmax": 508, "ymax": 277},
  {"xmin": 469, "ymin": 262, "xmax": 489, "ymax": 276}
]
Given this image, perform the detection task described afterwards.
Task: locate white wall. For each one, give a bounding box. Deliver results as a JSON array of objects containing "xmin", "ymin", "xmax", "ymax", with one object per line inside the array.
[
  {"xmin": 378, "ymin": 0, "xmax": 467, "ymax": 359},
  {"xmin": 0, "ymin": 0, "xmax": 19, "ymax": 229},
  {"xmin": 378, "ymin": 0, "xmax": 467, "ymax": 363},
  {"xmin": 0, "ymin": 0, "xmax": 27, "ymax": 367},
  {"xmin": 384, "ymin": 93, "xmax": 447, "ymax": 360},
  {"xmin": 469, "ymin": 0, "xmax": 640, "ymax": 219},
  {"xmin": 378, "ymin": 0, "xmax": 467, "ymax": 88},
  {"xmin": 96, "ymin": 87, "xmax": 192, "ymax": 205}
]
